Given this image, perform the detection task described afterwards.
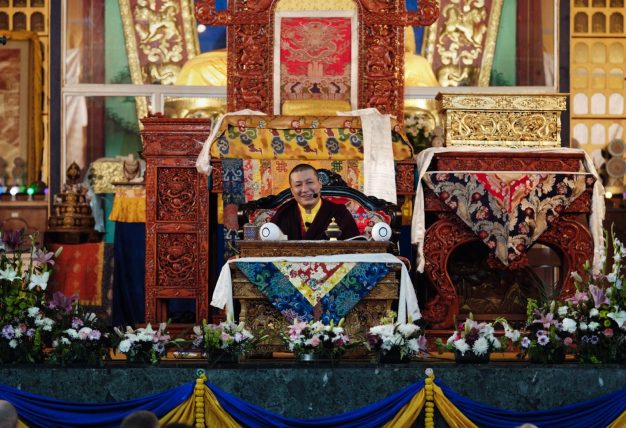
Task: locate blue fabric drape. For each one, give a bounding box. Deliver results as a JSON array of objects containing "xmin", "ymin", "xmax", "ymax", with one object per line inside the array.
[
  {"xmin": 207, "ymin": 379, "xmax": 425, "ymax": 428},
  {"xmin": 112, "ymin": 221, "xmax": 146, "ymax": 326},
  {"xmin": 437, "ymin": 380, "xmax": 626, "ymax": 428},
  {"xmin": 0, "ymin": 382, "xmax": 193, "ymax": 428}
]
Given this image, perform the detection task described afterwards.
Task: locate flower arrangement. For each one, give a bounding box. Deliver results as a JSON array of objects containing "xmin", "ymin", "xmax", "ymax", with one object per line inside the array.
[
  {"xmin": 0, "ymin": 232, "xmax": 60, "ymax": 325},
  {"xmin": 518, "ymin": 299, "xmax": 575, "ymax": 363},
  {"xmin": 284, "ymin": 318, "xmax": 350, "ymax": 359},
  {"xmin": 0, "ymin": 306, "xmax": 54, "ymax": 364},
  {"xmin": 192, "ymin": 318, "xmax": 258, "ymax": 362},
  {"xmin": 47, "ymin": 292, "xmax": 110, "ymax": 366},
  {"xmin": 566, "ymin": 228, "xmax": 626, "ymax": 363},
  {"xmin": 436, "ymin": 314, "xmax": 508, "ymax": 361},
  {"xmin": 403, "ymin": 111, "xmax": 444, "ymax": 152},
  {"xmin": 0, "ymin": 232, "xmax": 61, "ymax": 363},
  {"xmin": 511, "ymin": 227, "xmax": 626, "ymax": 364},
  {"xmin": 114, "ymin": 323, "xmax": 179, "ymax": 365},
  {"xmin": 365, "ymin": 311, "xmax": 427, "ymax": 361}
]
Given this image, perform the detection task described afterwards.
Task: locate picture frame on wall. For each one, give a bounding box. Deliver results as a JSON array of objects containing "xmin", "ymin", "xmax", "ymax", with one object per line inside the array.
[{"xmin": 0, "ymin": 30, "xmax": 43, "ymax": 186}]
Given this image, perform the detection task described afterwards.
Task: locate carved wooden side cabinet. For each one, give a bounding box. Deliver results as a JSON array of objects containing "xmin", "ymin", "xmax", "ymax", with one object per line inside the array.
[{"xmin": 141, "ymin": 117, "xmax": 212, "ymax": 325}]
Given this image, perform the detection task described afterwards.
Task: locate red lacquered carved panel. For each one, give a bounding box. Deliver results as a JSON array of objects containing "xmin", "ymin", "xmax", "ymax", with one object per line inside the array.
[
  {"xmin": 156, "ymin": 233, "xmax": 198, "ymax": 288},
  {"xmin": 157, "ymin": 168, "xmax": 197, "ymax": 222}
]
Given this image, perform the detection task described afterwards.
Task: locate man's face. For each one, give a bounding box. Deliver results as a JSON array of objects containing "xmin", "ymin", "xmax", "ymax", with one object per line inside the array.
[{"xmin": 289, "ymin": 169, "xmax": 322, "ymax": 210}]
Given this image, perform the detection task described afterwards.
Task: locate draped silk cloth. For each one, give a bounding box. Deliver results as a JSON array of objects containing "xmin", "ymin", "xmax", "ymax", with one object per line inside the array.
[
  {"xmin": 235, "ymin": 260, "xmax": 390, "ymax": 323},
  {"xmin": 211, "ymin": 253, "xmax": 421, "ymax": 324},
  {"xmin": 411, "ymin": 147, "xmax": 606, "ymax": 272},
  {"xmin": 422, "ymin": 172, "xmax": 594, "ymax": 265}
]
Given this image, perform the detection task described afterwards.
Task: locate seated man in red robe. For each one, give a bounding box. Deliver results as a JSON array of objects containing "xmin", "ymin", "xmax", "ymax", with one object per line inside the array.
[{"xmin": 271, "ymin": 164, "xmax": 360, "ymax": 240}]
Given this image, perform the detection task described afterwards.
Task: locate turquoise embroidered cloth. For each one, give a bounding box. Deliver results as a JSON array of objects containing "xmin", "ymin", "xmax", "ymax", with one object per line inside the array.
[{"xmin": 235, "ymin": 260, "xmax": 391, "ymax": 323}]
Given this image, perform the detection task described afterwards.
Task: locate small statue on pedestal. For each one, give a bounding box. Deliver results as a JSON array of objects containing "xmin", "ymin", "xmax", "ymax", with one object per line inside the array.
[{"xmin": 11, "ymin": 157, "xmax": 26, "ymax": 186}]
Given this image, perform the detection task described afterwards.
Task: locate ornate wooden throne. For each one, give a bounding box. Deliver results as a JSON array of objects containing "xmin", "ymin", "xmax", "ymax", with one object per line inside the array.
[{"xmin": 141, "ymin": 0, "xmax": 440, "ymax": 326}]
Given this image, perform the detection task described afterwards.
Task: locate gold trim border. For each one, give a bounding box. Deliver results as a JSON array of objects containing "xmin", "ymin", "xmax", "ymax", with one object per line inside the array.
[
  {"xmin": 118, "ymin": 0, "xmax": 149, "ymax": 120},
  {"xmin": 478, "ymin": 0, "xmax": 503, "ymax": 87}
]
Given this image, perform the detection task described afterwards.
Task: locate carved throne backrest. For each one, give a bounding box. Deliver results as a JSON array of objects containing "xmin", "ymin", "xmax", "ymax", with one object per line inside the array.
[
  {"xmin": 195, "ymin": 0, "xmax": 440, "ymax": 120},
  {"xmin": 238, "ymin": 168, "xmax": 401, "ymax": 241}
]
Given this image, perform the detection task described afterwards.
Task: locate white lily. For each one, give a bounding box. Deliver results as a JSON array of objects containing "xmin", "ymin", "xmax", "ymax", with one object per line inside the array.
[
  {"xmin": 0, "ymin": 267, "xmax": 18, "ymax": 282},
  {"xmin": 608, "ymin": 311, "xmax": 626, "ymax": 328},
  {"xmin": 28, "ymin": 271, "xmax": 50, "ymax": 290}
]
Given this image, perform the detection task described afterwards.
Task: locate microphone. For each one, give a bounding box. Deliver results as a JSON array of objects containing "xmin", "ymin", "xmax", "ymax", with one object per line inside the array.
[{"xmin": 311, "ymin": 193, "xmax": 319, "ymax": 198}]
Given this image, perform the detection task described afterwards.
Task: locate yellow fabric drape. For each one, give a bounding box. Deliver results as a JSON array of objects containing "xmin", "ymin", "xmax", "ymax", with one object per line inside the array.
[
  {"xmin": 109, "ymin": 188, "xmax": 146, "ymax": 223},
  {"xmin": 203, "ymin": 387, "xmax": 242, "ymax": 428},
  {"xmin": 17, "ymin": 419, "xmax": 29, "ymax": 428},
  {"xmin": 109, "ymin": 197, "xmax": 146, "ymax": 223},
  {"xmin": 159, "ymin": 394, "xmax": 196, "ymax": 427},
  {"xmin": 433, "ymin": 384, "xmax": 479, "ymax": 428},
  {"xmin": 282, "ymin": 99, "xmax": 352, "ymax": 116},
  {"xmin": 382, "ymin": 389, "xmax": 426, "ymax": 428}
]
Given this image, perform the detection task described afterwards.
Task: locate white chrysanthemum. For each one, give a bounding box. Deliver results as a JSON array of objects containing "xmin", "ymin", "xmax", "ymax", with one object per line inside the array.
[
  {"xmin": 453, "ymin": 338, "xmax": 470, "ymax": 355},
  {"xmin": 562, "ymin": 318, "xmax": 577, "ymax": 333},
  {"xmin": 118, "ymin": 339, "xmax": 132, "ymax": 353},
  {"xmin": 14, "ymin": 329, "xmax": 22, "ymax": 339},
  {"xmin": 579, "ymin": 322, "xmax": 588, "ymax": 331},
  {"xmin": 27, "ymin": 307, "xmax": 40, "ymax": 317},
  {"xmin": 490, "ymin": 337, "xmax": 501, "ymax": 349},
  {"xmin": 397, "ymin": 323, "xmax": 419, "ymax": 337},
  {"xmin": 370, "ymin": 324, "xmax": 394, "ymax": 338},
  {"xmin": 65, "ymin": 328, "xmax": 79, "ymax": 339},
  {"xmin": 505, "ymin": 328, "xmax": 520, "ymax": 342},
  {"xmin": 61, "ymin": 337, "xmax": 71, "ymax": 345},
  {"xmin": 588, "ymin": 321, "xmax": 600, "ymax": 331},
  {"xmin": 9, "ymin": 339, "xmax": 17, "ymax": 349},
  {"xmin": 480, "ymin": 324, "xmax": 495, "ymax": 337},
  {"xmin": 607, "ymin": 273, "xmax": 618, "ymax": 284},
  {"xmin": 472, "ymin": 337, "xmax": 490, "ymax": 356},
  {"xmin": 42, "ymin": 318, "xmax": 54, "ymax": 331},
  {"xmin": 558, "ymin": 306, "xmax": 568, "ymax": 316},
  {"xmin": 589, "ymin": 308, "xmax": 599, "ymax": 317},
  {"xmin": 406, "ymin": 338, "xmax": 420, "ymax": 353}
]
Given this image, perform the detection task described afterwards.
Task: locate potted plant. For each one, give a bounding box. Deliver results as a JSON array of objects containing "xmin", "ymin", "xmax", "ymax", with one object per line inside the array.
[
  {"xmin": 191, "ymin": 318, "xmax": 259, "ymax": 365},
  {"xmin": 47, "ymin": 295, "xmax": 110, "ymax": 367},
  {"xmin": 365, "ymin": 311, "xmax": 427, "ymax": 363},
  {"xmin": 0, "ymin": 232, "xmax": 60, "ymax": 364},
  {"xmin": 113, "ymin": 323, "xmax": 180, "ymax": 365},
  {"xmin": 436, "ymin": 314, "xmax": 509, "ymax": 363},
  {"xmin": 518, "ymin": 300, "xmax": 575, "ymax": 364},
  {"xmin": 283, "ymin": 318, "xmax": 350, "ymax": 362},
  {"xmin": 560, "ymin": 228, "xmax": 626, "ymax": 363}
]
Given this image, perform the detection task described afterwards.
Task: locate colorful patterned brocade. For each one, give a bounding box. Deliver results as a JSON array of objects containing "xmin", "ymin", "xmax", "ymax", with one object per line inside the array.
[
  {"xmin": 235, "ymin": 261, "xmax": 391, "ymax": 324},
  {"xmin": 209, "ymin": 115, "xmax": 413, "ymax": 161},
  {"xmin": 423, "ymin": 172, "xmax": 594, "ymax": 265}
]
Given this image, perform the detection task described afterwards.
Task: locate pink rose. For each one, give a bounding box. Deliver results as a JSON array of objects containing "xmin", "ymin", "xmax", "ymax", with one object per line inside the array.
[
  {"xmin": 310, "ymin": 336, "xmax": 321, "ymax": 347},
  {"xmin": 603, "ymin": 328, "xmax": 614, "ymax": 338},
  {"xmin": 563, "ymin": 337, "xmax": 573, "ymax": 346}
]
